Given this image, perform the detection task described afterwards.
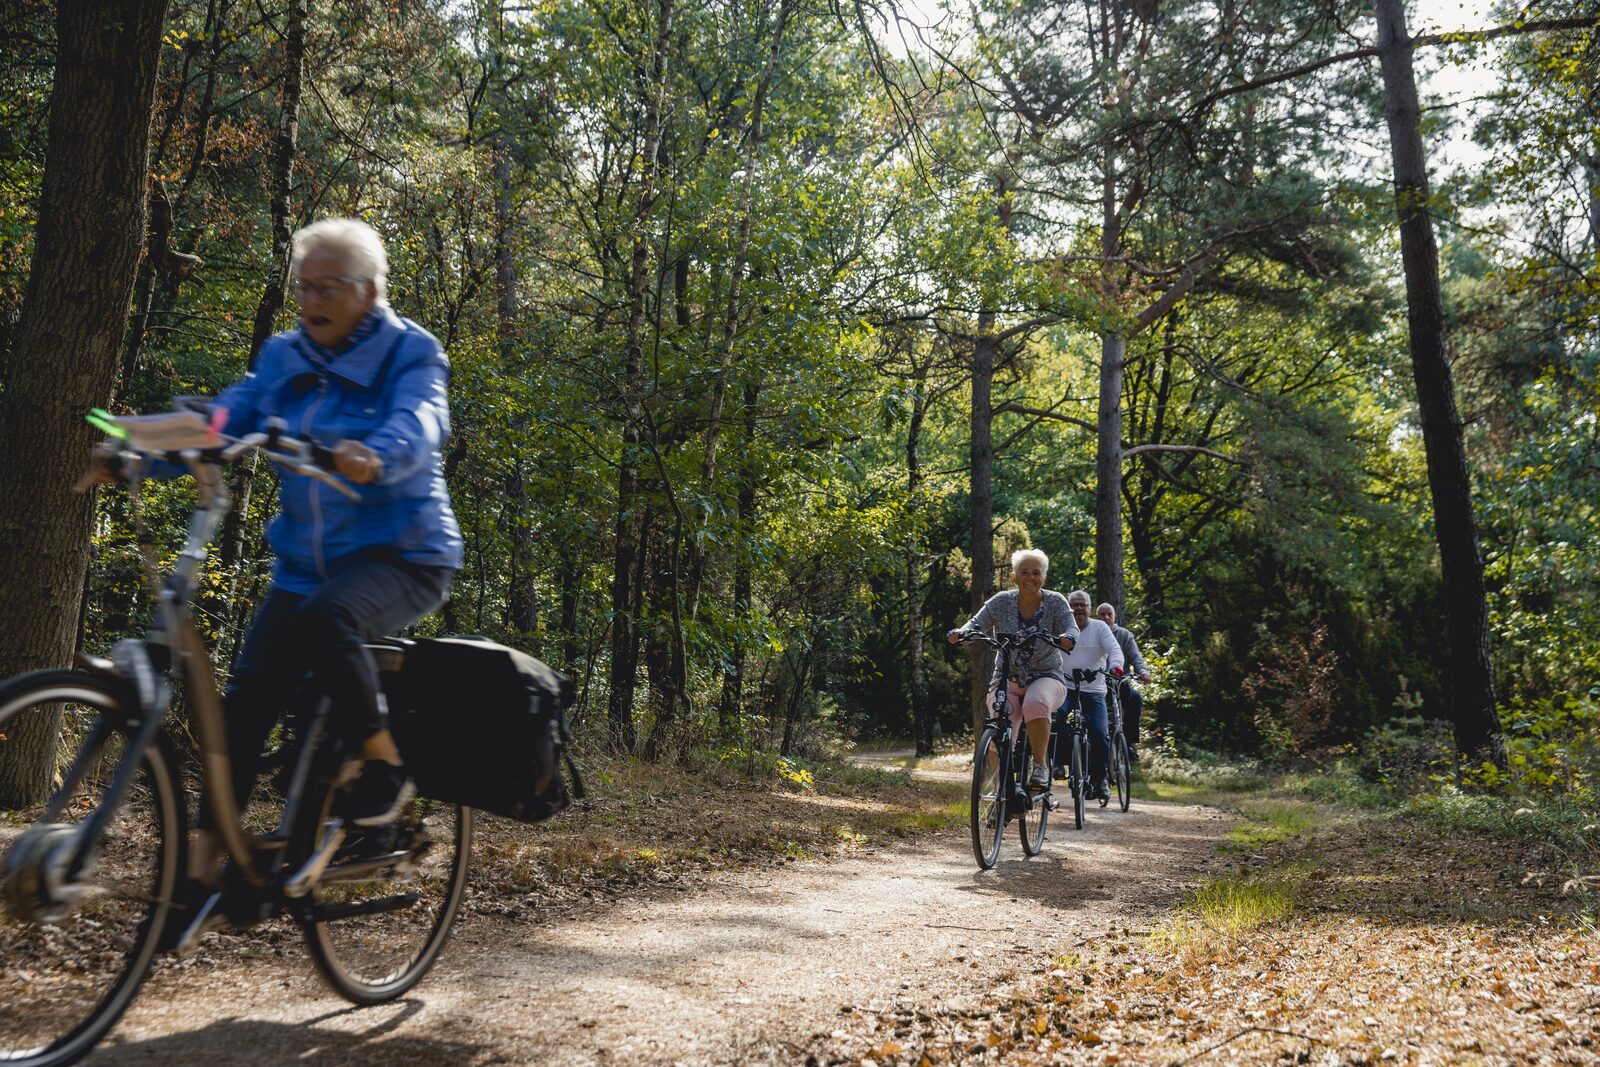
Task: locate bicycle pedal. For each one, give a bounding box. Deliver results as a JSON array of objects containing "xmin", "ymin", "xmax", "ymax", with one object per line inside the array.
[{"xmin": 173, "ymin": 890, "xmax": 227, "ymax": 956}]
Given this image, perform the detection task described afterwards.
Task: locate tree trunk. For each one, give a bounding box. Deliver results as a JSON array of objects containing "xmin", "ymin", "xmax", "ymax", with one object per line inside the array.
[
  {"xmin": 1587, "ymin": 147, "xmax": 1599, "ymax": 256},
  {"xmin": 608, "ymin": 0, "xmax": 675, "ymax": 752},
  {"xmin": 246, "ymin": 0, "xmax": 305, "ymax": 367},
  {"xmin": 1094, "ymin": 152, "xmax": 1127, "ymax": 616},
  {"xmin": 968, "ymin": 316, "xmax": 996, "ymax": 732},
  {"xmin": 559, "ymin": 556, "xmax": 580, "ymax": 673},
  {"xmin": 906, "ymin": 371, "xmax": 933, "ymax": 756},
  {"xmin": 492, "ymin": 0, "xmax": 537, "ymax": 645},
  {"xmin": 716, "ymin": 381, "xmax": 760, "ymax": 738},
  {"xmin": 0, "ymin": 0, "xmax": 171, "ymax": 808},
  {"xmin": 217, "ymin": 0, "xmax": 302, "ymax": 595},
  {"xmin": 1373, "ymin": 0, "xmax": 1502, "ymax": 765},
  {"xmin": 686, "ymin": 0, "xmax": 792, "ymax": 621},
  {"xmin": 122, "ymin": 0, "xmax": 225, "ymax": 399},
  {"xmin": 967, "ymin": 177, "xmax": 1011, "ymax": 730}
]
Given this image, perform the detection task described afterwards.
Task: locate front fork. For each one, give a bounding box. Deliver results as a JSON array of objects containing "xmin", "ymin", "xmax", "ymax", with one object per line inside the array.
[{"xmin": 2, "ymin": 663, "xmax": 177, "ymax": 925}]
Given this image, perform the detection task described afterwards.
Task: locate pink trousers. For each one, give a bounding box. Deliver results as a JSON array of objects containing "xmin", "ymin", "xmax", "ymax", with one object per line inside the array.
[{"xmin": 987, "ymin": 677, "xmax": 1068, "ymax": 735}]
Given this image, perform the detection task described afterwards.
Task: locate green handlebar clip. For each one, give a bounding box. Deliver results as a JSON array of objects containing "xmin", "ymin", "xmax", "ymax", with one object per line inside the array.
[{"xmin": 86, "ymin": 408, "xmax": 127, "ymax": 439}]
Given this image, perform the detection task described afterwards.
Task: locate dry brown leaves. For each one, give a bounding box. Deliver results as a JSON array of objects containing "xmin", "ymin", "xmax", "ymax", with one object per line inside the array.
[
  {"xmin": 458, "ymin": 752, "xmax": 963, "ymax": 927},
  {"xmin": 807, "ymin": 813, "xmax": 1600, "ymax": 1066}
]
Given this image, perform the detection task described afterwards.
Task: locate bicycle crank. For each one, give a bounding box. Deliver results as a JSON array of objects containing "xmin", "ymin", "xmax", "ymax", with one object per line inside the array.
[{"xmin": 2, "ymin": 823, "xmax": 92, "ymax": 924}]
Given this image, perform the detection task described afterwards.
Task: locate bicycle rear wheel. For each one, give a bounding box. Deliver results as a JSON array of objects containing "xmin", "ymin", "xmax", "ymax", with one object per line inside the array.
[
  {"xmin": 1069, "ymin": 733, "xmax": 1086, "ymax": 830},
  {"xmin": 1113, "ymin": 734, "xmax": 1132, "ymax": 812},
  {"xmin": 1017, "ymin": 735, "xmax": 1048, "ymax": 857},
  {"xmin": 298, "ymin": 776, "xmax": 472, "ymax": 1004},
  {"xmin": 0, "ymin": 672, "xmax": 182, "ymax": 1067},
  {"xmin": 969, "ymin": 726, "xmax": 1005, "ymax": 870}
]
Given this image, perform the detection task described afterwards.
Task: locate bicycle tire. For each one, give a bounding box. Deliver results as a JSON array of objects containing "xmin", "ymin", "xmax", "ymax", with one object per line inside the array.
[
  {"xmin": 969, "ymin": 726, "xmax": 1005, "ymax": 870},
  {"xmin": 298, "ymin": 769, "xmax": 473, "ymax": 1004},
  {"xmin": 1114, "ymin": 734, "xmax": 1132, "ymax": 812},
  {"xmin": 1069, "ymin": 733, "xmax": 1086, "ymax": 830},
  {"xmin": 0, "ymin": 671, "xmax": 182, "ymax": 1067},
  {"xmin": 1017, "ymin": 734, "xmax": 1048, "ymax": 857}
]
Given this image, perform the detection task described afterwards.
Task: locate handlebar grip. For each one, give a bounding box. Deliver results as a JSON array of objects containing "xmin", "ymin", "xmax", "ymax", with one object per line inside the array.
[{"xmin": 310, "ymin": 444, "xmax": 338, "ymax": 472}]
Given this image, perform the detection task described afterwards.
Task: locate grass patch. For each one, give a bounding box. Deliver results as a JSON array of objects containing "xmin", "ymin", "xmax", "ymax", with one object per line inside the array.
[
  {"xmin": 1218, "ymin": 801, "xmax": 1322, "ymax": 853},
  {"xmin": 1151, "ymin": 866, "xmax": 1302, "ymax": 960}
]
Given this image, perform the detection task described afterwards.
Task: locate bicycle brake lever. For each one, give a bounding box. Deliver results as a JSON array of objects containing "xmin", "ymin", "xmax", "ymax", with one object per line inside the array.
[{"xmin": 301, "ymin": 463, "xmax": 360, "ymax": 500}]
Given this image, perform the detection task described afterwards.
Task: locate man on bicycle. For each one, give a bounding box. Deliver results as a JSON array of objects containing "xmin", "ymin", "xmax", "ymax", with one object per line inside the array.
[
  {"xmin": 1097, "ymin": 603, "xmax": 1151, "ymax": 762},
  {"xmin": 1056, "ymin": 590, "xmax": 1124, "ymax": 801}
]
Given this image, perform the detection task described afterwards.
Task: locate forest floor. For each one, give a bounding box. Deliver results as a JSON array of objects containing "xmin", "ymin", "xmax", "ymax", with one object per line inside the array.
[{"xmin": 69, "ymin": 750, "xmax": 1600, "ymax": 1065}]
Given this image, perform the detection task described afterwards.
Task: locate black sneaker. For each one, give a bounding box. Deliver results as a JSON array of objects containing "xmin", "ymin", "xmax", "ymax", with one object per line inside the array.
[
  {"xmin": 1052, "ymin": 763, "xmax": 1067, "ymax": 780},
  {"xmin": 1095, "ymin": 779, "xmax": 1111, "ymax": 802},
  {"xmin": 341, "ymin": 760, "xmax": 416, "ymax": 828}
]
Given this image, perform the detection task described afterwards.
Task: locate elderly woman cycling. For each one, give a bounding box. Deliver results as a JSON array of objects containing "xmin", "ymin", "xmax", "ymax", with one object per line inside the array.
[
  {"xmin": 947, "ymin": 548, "xmax": 1079, "ymax": 791},
  {"xmin": 104, "ymin": 218, "xmax": 465, "ymax": 895}
]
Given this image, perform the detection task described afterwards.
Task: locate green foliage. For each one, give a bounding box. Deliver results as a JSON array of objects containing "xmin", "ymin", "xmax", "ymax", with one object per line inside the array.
[{"xmin": 5, "ymin": 0, "xmax": 1596, "ymax": 780}]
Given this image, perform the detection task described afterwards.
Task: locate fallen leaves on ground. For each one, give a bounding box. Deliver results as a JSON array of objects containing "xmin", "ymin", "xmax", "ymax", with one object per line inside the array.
[{"xmin": 806, "ymin": 807, "xmax": 1600, "ymax": 1065}]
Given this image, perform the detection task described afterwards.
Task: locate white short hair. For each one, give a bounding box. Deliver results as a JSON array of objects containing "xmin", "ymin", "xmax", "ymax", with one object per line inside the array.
[
  {"xmin": 291, "ymin": 217, "xmax": 389, "ymax": 300},
  {"xmin": 1067, "ymin": 589, "xmax": 1091, "ymax": 606},
  {"xmin": 1010, "ymin": 548, "xmax": 1049, "ymax": 576}
]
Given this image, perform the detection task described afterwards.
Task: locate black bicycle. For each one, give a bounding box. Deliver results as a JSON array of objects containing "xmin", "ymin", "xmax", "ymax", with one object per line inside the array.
[
  {"xmin": 1, "ymin": 413, "xmax": 471, "ymax": 1067},
  {"xmin": 1103, "ymin": 669, "xmax": 1132, "ymax": 813},
  {"xmin": 1054, "ymin": 684, "xmax": 1088, "ymax": 830},
  {"xmin": 952, "ymin": 628, "xmax": 1063, "ymax": 869}
]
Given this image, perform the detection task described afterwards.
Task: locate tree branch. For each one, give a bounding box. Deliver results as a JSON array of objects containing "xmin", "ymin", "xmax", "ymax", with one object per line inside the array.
[
  {"xmin": 1187, "ymin": 15, "xmax": 1600, "ymax": 118},
  {"xmin": 1123, "ymin": 442, "xmax": 1246, "ymax": 465}
]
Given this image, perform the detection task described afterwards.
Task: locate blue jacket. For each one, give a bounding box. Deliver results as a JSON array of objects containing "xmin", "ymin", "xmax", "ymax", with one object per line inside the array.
[{"xmin": 212, "ymin": 306, "xmax": 463, "ymax": 593}]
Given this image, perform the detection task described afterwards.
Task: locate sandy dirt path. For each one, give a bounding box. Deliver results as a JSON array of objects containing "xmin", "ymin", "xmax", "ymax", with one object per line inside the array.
[{"xmin": 87, "ymin": 787, "xmax": 1228, "ymax": 1066}]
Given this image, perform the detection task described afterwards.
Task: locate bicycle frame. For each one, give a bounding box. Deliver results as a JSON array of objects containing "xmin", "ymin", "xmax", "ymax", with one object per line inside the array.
[
  {"xmin": 968, "ymin": 629, "xmax": 1060, "ymax": 792},
  {"xmin": 49, "ymin": 437, "xmax": 352, "ymax": 895}
]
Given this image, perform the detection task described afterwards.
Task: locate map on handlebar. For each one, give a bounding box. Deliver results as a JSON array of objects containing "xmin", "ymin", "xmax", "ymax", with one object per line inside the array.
[{"xmin": 105, "ymin": 410, "xmax": 223, "ymax": 452}]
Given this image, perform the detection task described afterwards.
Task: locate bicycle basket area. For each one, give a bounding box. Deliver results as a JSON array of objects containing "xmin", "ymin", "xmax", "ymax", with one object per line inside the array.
[{"xmin": 384, "ymin": 636, "xmax": 583, "ymax": 823}]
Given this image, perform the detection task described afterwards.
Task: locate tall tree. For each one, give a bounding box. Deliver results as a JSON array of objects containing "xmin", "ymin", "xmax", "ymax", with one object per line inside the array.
[
  {"xmin": 609, "ymin": 0, "xmax": 675, "ymax": 751},
  {"xmin": 0, "ymin": 0, "xmax": 171, "ymax": 807},
  {"xmin": 1372, "ymin": 0, "xmax": 1500, "ymax": 762}
]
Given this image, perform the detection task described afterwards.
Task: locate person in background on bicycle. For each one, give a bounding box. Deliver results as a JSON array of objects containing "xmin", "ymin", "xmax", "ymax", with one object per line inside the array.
[
  {"xmin": 947, "ymin": 549, "xmax": 1079, "ymax": 792},
  {"xmin": 1056, "ymin": 590, "xmax": 1124, "ymax": 801},
  {"xmin": 99, "ymin": 218, "xmax": 463, "ymax": 890},
  {"xmin": 1097, "ymin": 602, "xmax": 1151, "ymax": 762}
]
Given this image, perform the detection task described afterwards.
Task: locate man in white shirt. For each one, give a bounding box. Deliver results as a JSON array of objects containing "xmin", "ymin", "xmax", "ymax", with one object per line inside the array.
[
  {"xmin": 1098, "ymin": 602, "xmax": 1152, "ymax": 762},
  {"xmin": 1055, "ymin": 589, "xmax": 1125, "ymax": 801}
]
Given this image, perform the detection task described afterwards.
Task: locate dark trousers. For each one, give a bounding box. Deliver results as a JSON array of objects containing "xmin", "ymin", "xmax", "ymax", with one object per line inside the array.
[
  {"xmin": 1054, "ymin": 691, "xmax": 1110, "ymax": 785},
  {"xmin": 198, "ymin": 553, "xmax": 451, "ymax": 829},
  {"xmin": 1119, "ymin": 680, "xmax": 1144, "ymax": 745}
]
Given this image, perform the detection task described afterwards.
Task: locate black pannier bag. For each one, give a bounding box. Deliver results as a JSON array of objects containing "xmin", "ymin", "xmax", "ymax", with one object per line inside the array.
[{"xmin": 384, "ymin": 636, "xmax": 585, "ymax": 823}]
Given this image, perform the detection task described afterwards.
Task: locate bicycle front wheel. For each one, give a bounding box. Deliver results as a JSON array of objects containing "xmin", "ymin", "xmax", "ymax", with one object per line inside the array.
[
  {"xmin": 970, "ymin": 727, "xmax": 1005, "ymax": 870},
  {"xmin": 1114, "ymin": 734, "xmax": 1132, "ymax": 812},
  {"xmin": 1017, "ymin": 735, "xmax": 1048, "ymax": 857},
  {"xmin": 298, "ymin": 779, "xmax": 473, "ymax": 1005},
  {"xmin": 0, "ymin": 671, "xmax": 182, "ymax": 1067},
  {"xmin": 1069, "ymin": 733, "xmax": 1086, "ymax": 830}
]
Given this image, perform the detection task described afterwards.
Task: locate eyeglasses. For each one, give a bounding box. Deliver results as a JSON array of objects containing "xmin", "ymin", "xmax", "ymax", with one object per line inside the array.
[{"xmin": 292, "ymin": 276, "xmax": 369, "ymax": 301}]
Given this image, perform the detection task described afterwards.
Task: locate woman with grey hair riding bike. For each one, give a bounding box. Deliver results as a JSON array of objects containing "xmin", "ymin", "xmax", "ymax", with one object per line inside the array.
[
  {"xmin": 947, "ymin": 549, "xmax": 1079, "ymax": 791},
  {"xmin": 97, "ymin": 217, "xmax": 462, "ymax": 894}
]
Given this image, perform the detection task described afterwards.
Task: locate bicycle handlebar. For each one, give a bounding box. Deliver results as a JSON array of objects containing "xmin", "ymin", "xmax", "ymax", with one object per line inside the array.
[
  {"xmin": 94, "ymin": 413, "xmax": 357, "ymax": 499},
  {"xmin": 949, "ymin": 627, "xmax": 1067, "ymax": 650}
]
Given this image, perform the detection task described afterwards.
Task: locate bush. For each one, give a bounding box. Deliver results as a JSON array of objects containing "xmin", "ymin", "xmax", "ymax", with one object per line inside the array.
[{"xmin": 1352, "ymin": 715, "xmax": 1455, "ymax": 794}]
